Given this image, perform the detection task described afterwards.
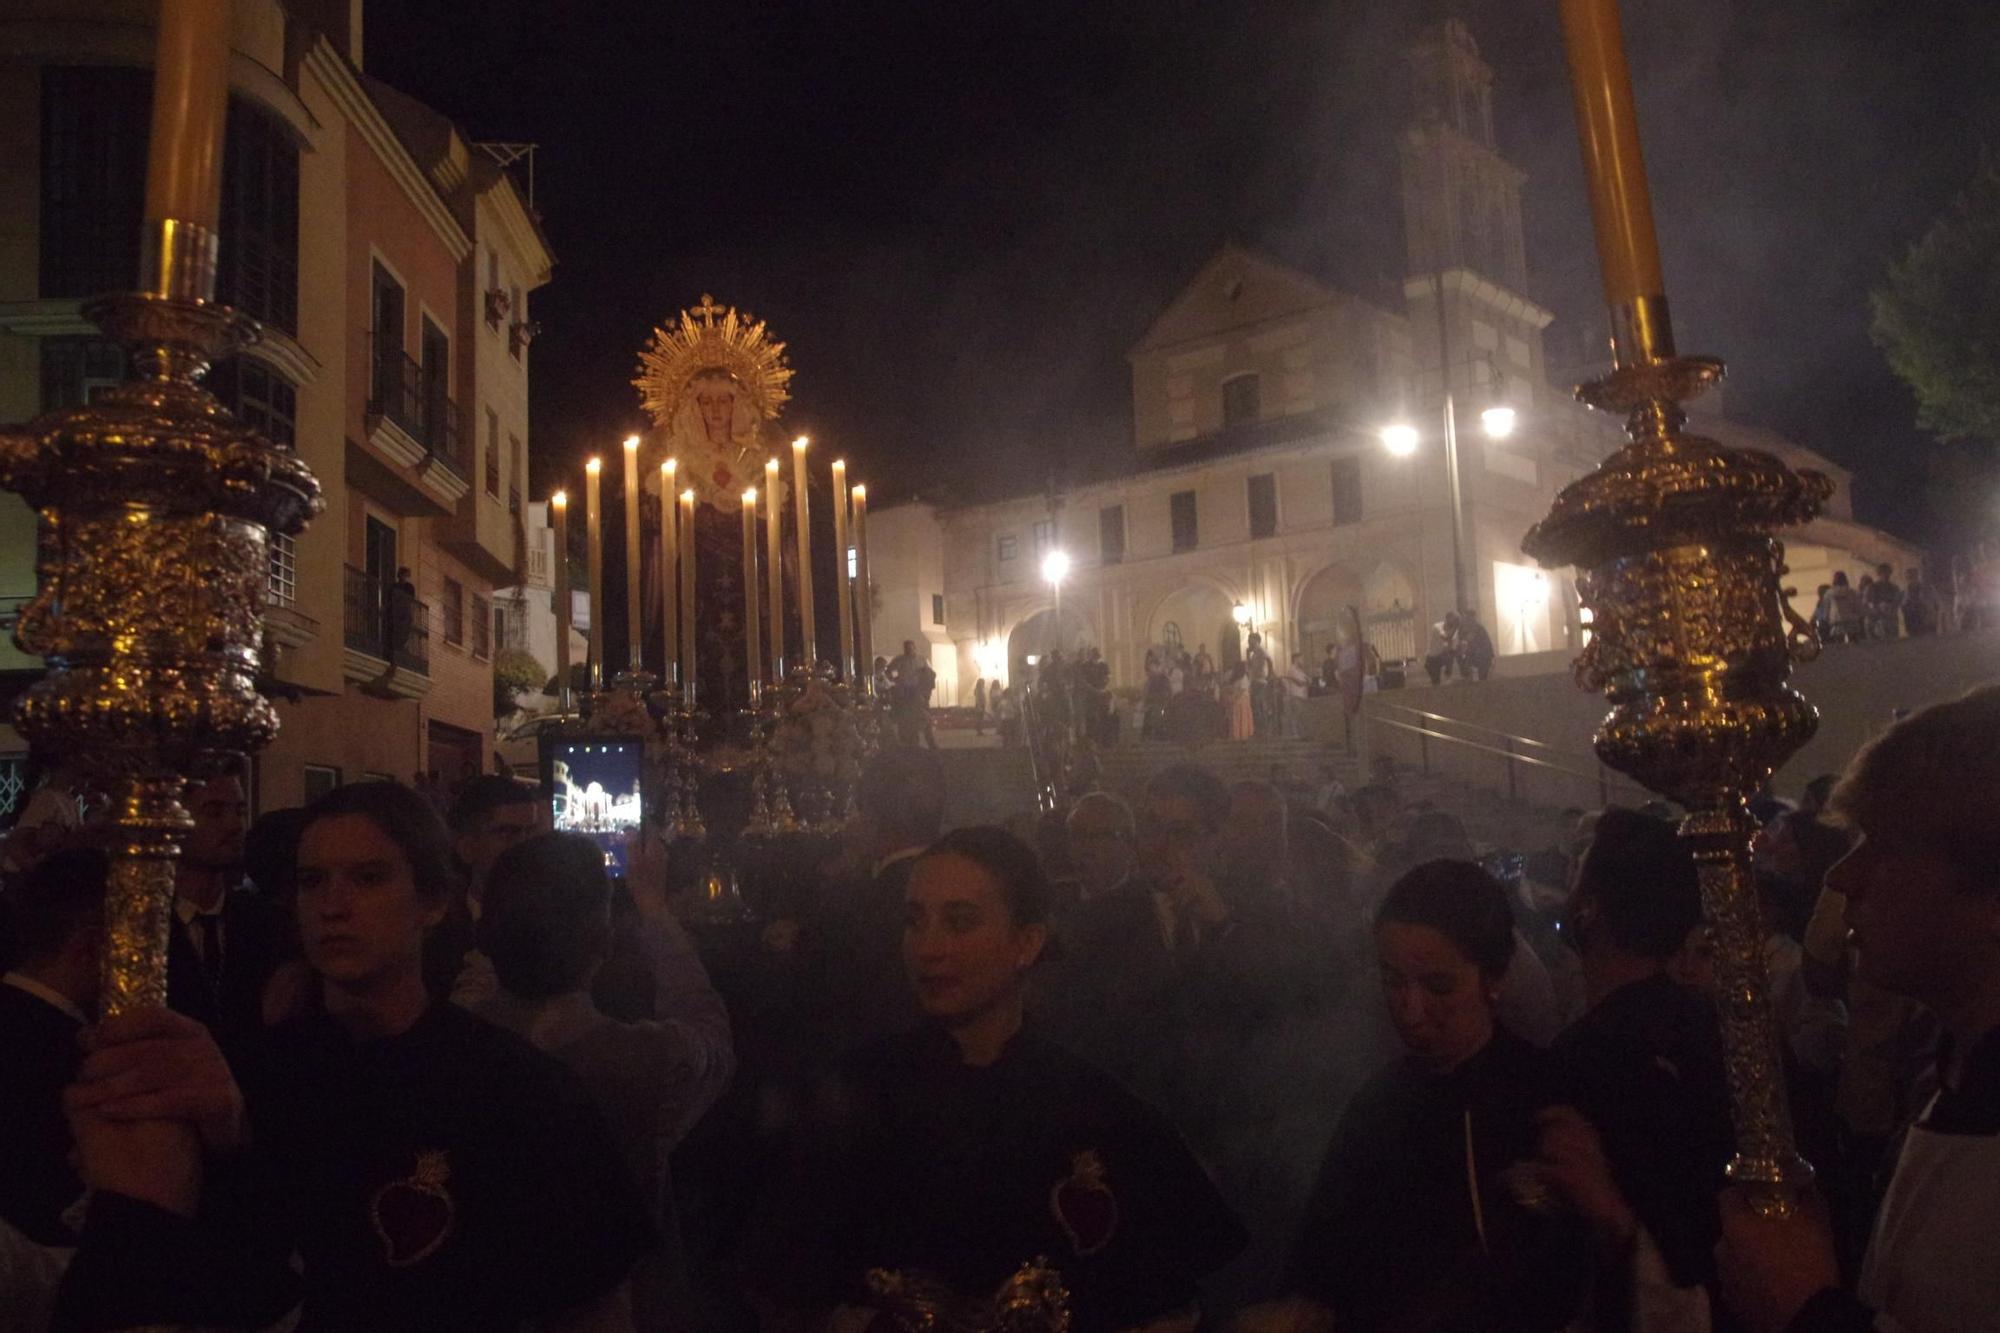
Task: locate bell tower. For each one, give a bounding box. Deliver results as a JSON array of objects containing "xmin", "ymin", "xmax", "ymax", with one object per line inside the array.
[{"xmin": 1399, "ymin": 19, "xmax": 1528, "ymax": 292}]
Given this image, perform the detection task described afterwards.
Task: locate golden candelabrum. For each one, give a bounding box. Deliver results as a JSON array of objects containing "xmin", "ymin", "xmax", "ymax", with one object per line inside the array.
[
  {"xmin": 0, "ymin": 220, "xmax": 321, "ymax": 1014},
  {"xmin": 1525, "ymin": 0, "xmax": 1826, "ymax": 1204}
]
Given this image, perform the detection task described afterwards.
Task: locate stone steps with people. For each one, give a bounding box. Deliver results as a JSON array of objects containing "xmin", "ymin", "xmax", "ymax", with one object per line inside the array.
[
  {"xmin": 932, "ymin": 745, "xmax": 1040, "ymax": 828},
  {"xmin": 1093, "ymin": 737, "xmax": 1360, "ymax": 800}
]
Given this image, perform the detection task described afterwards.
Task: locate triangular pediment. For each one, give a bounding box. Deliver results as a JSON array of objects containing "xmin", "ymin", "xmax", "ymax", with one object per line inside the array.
[{"xmin": 1130, "ymin": 244, "xmax": 1342, "ymax": 357}]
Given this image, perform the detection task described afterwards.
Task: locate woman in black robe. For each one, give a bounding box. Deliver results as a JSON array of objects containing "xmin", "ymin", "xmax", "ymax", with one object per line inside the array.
[{"xmin": 1274, "ymin": 859, "xmax": 1590, "ymax": 1332}]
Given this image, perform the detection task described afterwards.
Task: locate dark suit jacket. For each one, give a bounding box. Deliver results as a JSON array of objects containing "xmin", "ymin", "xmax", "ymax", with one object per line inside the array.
[
  {"xmin": 813, "ymin": 854, "xmax": 922, "ymax": 1060},
  {"xmin": 0, "ymin": 980, "xmax": 84, "ymax": 1243},
  {"xmin": 165, "ymin": 885, "xmax": 294, "ymax": 1056}
]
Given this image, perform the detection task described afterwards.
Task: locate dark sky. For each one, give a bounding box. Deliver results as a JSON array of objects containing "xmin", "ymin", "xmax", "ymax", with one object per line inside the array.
[{"xmin": 366, "ymin": 0, "xmax": 2000, "ymax": 542}]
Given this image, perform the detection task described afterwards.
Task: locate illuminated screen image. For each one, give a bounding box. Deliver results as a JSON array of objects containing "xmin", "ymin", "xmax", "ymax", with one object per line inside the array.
[{"xmin": 548, "ymin": 738, "xmax": 643, "ymax": 876}]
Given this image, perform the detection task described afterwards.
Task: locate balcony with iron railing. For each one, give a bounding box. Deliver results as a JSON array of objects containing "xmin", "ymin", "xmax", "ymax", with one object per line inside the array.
[
  {"xmin": 365, "ymin": 337, "xmax": 466, "ymax": 480},
  {"xmin": 342, "ymin": 564, "xmax": 431, "ymax": 687}
]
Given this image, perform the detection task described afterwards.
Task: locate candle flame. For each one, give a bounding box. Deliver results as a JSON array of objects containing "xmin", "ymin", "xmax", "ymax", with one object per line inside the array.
[
  {"xmin": 551, "ymin": 490, "xmax": 567, "ymax": 508},
  {"xmin": 586, "ymin": 457, "xmax": 601, "ymax": 473},
  {"xmin": 680, "ymin": 489, "xmax": 694, "ymax": 503},
  {"xmin": 743, "ymin": 487, "xmax": 758, "ymax": 503},
  {"xmin": 661, "ymin": 458, "xmax": 675, "ymax": 475},
  {"xmin": 832, "ymin": 459, "xmax": 846, "ymax": 471},
  {"xmin": 765, "ymin": 458, "xmax": 779, "ymax": 473},
  {"xmin": 623, "ymin": 435, "xmax": 640, "ymax": 451},
  {"xmin": 793, "ymin": 435, "xmax": 809, "ymax": 451},
  {"xmin": 853, "ymin": 484, "xmax": 866, "ymax": 499}
]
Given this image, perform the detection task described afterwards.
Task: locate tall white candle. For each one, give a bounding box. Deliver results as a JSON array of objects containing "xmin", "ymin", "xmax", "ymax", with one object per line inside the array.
[
  {"xmin": 585, "ymin": 457, "xmax": 603, "ymax": 692},
  {"xmin": 622, "ymin": 436, "xmax": 642, "ymax": 672},
  {"xmin": 831, "ymin": 459, "xmax": 853, "ymax": 684},
  {"xmin": 792, "ymin": 437, "xmax": 816, "ymax": 672},
  {"xmin": 552, "ymin": 490, "xmax": 571, "ymax": 710},
  {"xmin": 678, "ymin": 489, "xmax": 697, "ymax": 708},
  {"xmin": 660, "ymin": 459, "xmax": 678, "ymax": 692},
  {"xmin": 764, "ymin": 458, "xmax": 783, "ymax": 682},
  {"xmin": 851, "ymin": 483, "xmax": 872, "ymax": 697},
  {"xmin": 742, "ymin": 487, "xmax": 762, "ymax": 705}
]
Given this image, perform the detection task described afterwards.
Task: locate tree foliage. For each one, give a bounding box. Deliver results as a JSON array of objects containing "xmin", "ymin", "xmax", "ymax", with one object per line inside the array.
[
  {"xmin": 492, "ymin": 648, "xmax": 545, "ymax": 718},
  {"xmin": 1872, "ymin": 155, "xmax": 2000, "ymax": 444}
]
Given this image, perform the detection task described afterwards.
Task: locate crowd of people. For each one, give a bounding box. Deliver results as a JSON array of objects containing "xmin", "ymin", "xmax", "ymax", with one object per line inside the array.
[
  {"xmin": 1809, "ymin": 550, "xmax": 2000, "ymax": 643},
  {"xmin": 1, "ymin": 685, "xmax": 1996, "ymax": 1331}
]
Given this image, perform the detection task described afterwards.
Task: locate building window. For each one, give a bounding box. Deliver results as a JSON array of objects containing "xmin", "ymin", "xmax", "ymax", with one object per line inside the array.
[
  {"xmin": 1331, "ymin": 455, "xmax": 1363, "ymax": 526},
  {"xmin": 1032, "ymin": 520, "xmax": 1054, "ymax": 555},
  {"xmin": 1099, "ymin": 504, "xmax": 1125, "ymax": 564},
  {"xmin": 39, "ymin": 337, "xmax": 125, "ymax": 410},
  {"xmin": 302, "ymin": 764, "xmax": 341, "ymax": 803},
  {"xmin": 932, "ymin": 593, "xmax": 946, "ymax": 627},
  {"xmin": 1161, "ymin": 621, "xmax": 1183, "ymax": 653},
  {"xmin": 470, "ymin": 593, "xmax": 490, "ymax": 659},
  {"xmin": 207, "ymin": 357, "xmax": 298, "ymax": 447},
  {"xmin": 40, "ymin": 66, "xmax": 149, "ymax": 299},
  {"xmin": 267, "ymin": 532, "xmax": 298, "ymax": 608},
  {"xmin": 441, "ymin": 577, "xmax": 464, "ymax": 646},
  {"xmin": 485, "ymin": 409, "xmax": 501, "ymax": 496},
  {"xmin": 1248, "ymin": 472, "xmax": 1278, "ymax": 539},
  {"xmin": 1170, "ymin": 490, "xmax": 1198, "ymax": 552},
  {"xmin": 40, "ymin": 67, "xmax": 297, "ymax": 332},
  {"xmin": 217, "ymin": 99, "xmax": 299, "ymax": 334},
  {"xmin": 847, "ymin": 546, "xmax": 858, "ymax": 579},
  {"xmin": 996, "ymin": 534, "xmax": 1018, "ymax": 563},
  {"xmin": 1222, "ymin": 373, "xmax": 1261, "ymax": 428},
  {"xmin": 509, "ymin": 284, "xmax": 523, "ymax": 359},
  {"xmin": 509, "ymin": 435, "xmax": 524, "ymax": 515}
]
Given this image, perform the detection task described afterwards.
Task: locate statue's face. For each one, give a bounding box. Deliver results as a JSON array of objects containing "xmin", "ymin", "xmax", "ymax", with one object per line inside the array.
[{"xmin": 694, "ymin": 376, "xmax": 736, "ymax": 444}]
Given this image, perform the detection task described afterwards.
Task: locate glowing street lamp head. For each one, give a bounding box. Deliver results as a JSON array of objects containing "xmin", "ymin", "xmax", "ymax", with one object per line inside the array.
[
  {"xmin": 1481, "ymin": 405, "xmax": 1517, "ymax": 439},
  {"xmin": 1231, "ymin": 602, "xmax": 1252, "ymax": 626},
  {"xmin": 1380, "ymin": 423, "xmax": 1419, "ymax": 456},
  {"xmin": 1041, "ymin": 549, "xmax": 1071, "ymax": 586}
]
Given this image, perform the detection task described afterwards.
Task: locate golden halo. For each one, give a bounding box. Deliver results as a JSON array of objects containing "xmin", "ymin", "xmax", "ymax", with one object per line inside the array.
[{"xmin": 633, "ymin": 294, "xmax": 793, "ymax": 430}]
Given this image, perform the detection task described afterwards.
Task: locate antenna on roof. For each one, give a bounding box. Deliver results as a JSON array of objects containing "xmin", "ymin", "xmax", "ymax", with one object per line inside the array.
[{"xmin": 475, "ymin": 142, "xmax": 539, "ymax": 211}]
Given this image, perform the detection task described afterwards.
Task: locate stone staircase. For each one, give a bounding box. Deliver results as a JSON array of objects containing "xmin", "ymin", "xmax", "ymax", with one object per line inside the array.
[
  {"xmin": 1377, "ymin": 765, "xmax": 1581, "ymax": 857},
  {"xmin": 933, "ymin": 745, "xmax": 1039, "ymax": 829},
  {"xmin": 1093, "ymin": 737, "xmax": 1361, "ymax": 802}
]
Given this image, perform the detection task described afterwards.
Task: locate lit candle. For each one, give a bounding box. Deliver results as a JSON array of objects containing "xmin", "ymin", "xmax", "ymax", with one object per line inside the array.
[
  {"xmin": 551, "ymin": 490, "xmax": 571, "ymax": 711},
  {"xmin": 1558, "ymin": 0, "xmax": 1667, "ymax": 338},
  {"xmin": 622, "ymin": 435, "xmax": 642, "ymax": 673},
  {"xmin": 585, "ymin": 457, "xmax": 603, "ymax": 692},
  {"xmin": 660, "ymin": 459, "xmax": 678, "ymax": 692},
  {"xmin": 792, "ymin": 437, "xmax": 816, "ymax": 673},
  {"xmin": 678, "ymin": 489, "xmax": 697, "ymax": 708},
  {"xmin": 742, "ymin": 487, "xmax": 763, "ymax": 705},
  {"xmin": 851, "ymin": 483, "xmax": 872, "ymax": 698},
  {"xmin": 764, "ymin": 458, "xmax": 784, "ymax": 681},
  {"xmin": 831, "ymin": 459, "xmax": 853, "ymax": 684},
  {"xmin": 144, "ymin": 0, "xmax": 230, "ymax": 229}
]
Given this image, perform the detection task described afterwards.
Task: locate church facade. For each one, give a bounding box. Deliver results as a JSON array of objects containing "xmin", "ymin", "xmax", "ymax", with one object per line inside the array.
[
  {"xmin": 869, "ymin": 21, "xmax": 1618, "ymax": 701},
  {"xmin": 865, "ymin": 20, "xmax": 1917, "ymax": 707}
]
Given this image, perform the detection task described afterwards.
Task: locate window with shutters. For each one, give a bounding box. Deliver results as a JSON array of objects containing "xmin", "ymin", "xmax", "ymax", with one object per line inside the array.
[
  {"xmin": 1248, "ymin": 473, "xmax": 1278, "ymax": 539},
  {"xmin": 1099, "ymin": 505, "xmax": 1125, "ymax": 564},
  {"xmin": 1170, "ymin": 490, "xmax": 1198, "ymax": 552},
  {"xmin": 1331, "ymin": 455, "xmax": 1363, "ymax": 526}
]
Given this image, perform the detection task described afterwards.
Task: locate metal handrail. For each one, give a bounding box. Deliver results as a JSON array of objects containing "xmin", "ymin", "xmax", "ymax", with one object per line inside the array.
[
  {"xmin": 1370, "ymin": 697, "xmax": 1580, "ymax": 758},
  {"xmin": 1366, "ymin": 701, "xmax": 1648, "ymax": 807},
  {"xmin": 1019, "ymin": 687, "xmax": 1059, "ymax": 812}
]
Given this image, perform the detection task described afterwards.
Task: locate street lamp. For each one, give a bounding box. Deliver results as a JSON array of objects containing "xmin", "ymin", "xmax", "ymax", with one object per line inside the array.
[
  {"xmin": 1481, "ymin": 405, "xmax": 1517, "ymax": 439},
  {"xmin": 1379, "ymin": 422, "xmax": 1419, "ymax": 457},
  {"xmin": 1041, "ymin": 548, "xmax": 1070, "ymax": 655},
  {"xmin": 1231, "ymin": 602, "xmax": 1251, "ymax": 627}
]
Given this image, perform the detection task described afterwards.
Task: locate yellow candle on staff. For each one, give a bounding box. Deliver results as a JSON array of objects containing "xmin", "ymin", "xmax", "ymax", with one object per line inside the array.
[
  {"xmin": 678, "ymin": 489, "xmax": 697, "ymax": 708},
  {"xmin": 1558, "ymin": 0, "xmax": 1667, "ymax": 313},
  {"xmin": 831, "ymin": 459, "xmax": 853, "ymax": 683},
  {"xmin": 660, "ymin": 459, "xmax": 678, "ymax": 692},
  {"xmin": 742, "ymin": 487, "xmax": 763, "ymax": 704},
  {"xmin": 144, "ymin": 0, "xmax": 230, "ymax": 228},
  {"xmin": 792, "ymin": 437, "xmax": 816, "ymax": 672},
  {"xmin": 552, "ymin": 490, "xmax": 571, "ymax": 710},
  {"xmin": 851, "ymin": 483, "xmax": 873, "ymax": 698},
  {"xmin": 622, "ymin": 436, "xmax": 642, "ymax": 672},
  {"xmin": 585, "ymin": 457, "xmax": 603, "ymax": 692},
  {"xmin": 764, "ymin": 458, "xmax": 784, "ymax": 681}
]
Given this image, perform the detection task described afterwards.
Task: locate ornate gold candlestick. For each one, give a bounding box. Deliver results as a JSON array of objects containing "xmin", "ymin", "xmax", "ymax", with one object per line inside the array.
[
  {"xmin": 1526, "ymin": 0, "xmax": 1826, "ymax": 1204},
  {"xmin": 0, "ymin": 234, "xmax": 321, "ymax": 1012}
]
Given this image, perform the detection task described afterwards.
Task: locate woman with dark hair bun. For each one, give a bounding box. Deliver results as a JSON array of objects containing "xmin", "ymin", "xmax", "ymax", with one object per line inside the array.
[
  {"xmin": 758, "ymin": 824, "xmax": 1244, "ymax": 1331},
  {"xmin": 1262, "ymin": 859, "xmax": 1590, "ymax": 1332}
]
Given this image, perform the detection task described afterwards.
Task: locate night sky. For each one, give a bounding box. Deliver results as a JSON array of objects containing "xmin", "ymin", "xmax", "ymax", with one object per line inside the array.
[{"xmin": 366, "ymin": 0, "xmax": 2000, "ymax": 542}]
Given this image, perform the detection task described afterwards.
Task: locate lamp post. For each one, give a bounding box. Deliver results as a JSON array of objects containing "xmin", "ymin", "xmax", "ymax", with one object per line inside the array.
[
  {"xmin": 1380, "ymin": 404, "xmax": 1516, "ymax": 624},
  {"xmin": 1041, "ymin": 549, "xmax": 1070, "ymax": 656}
]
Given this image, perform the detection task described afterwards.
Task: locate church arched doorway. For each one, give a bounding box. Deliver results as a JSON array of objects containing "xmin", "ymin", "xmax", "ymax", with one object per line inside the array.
[
  {"xmin": 1006, "ymin": 607, "xmax": 1092, "ymax": 678},
  {"xmin": 1146, "ymin": 583, "xmax": 1235, "ymax": 669},
  {"xmin": 1295, "ymin": 564, "xmax": 1366, "ymax": 671}
]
